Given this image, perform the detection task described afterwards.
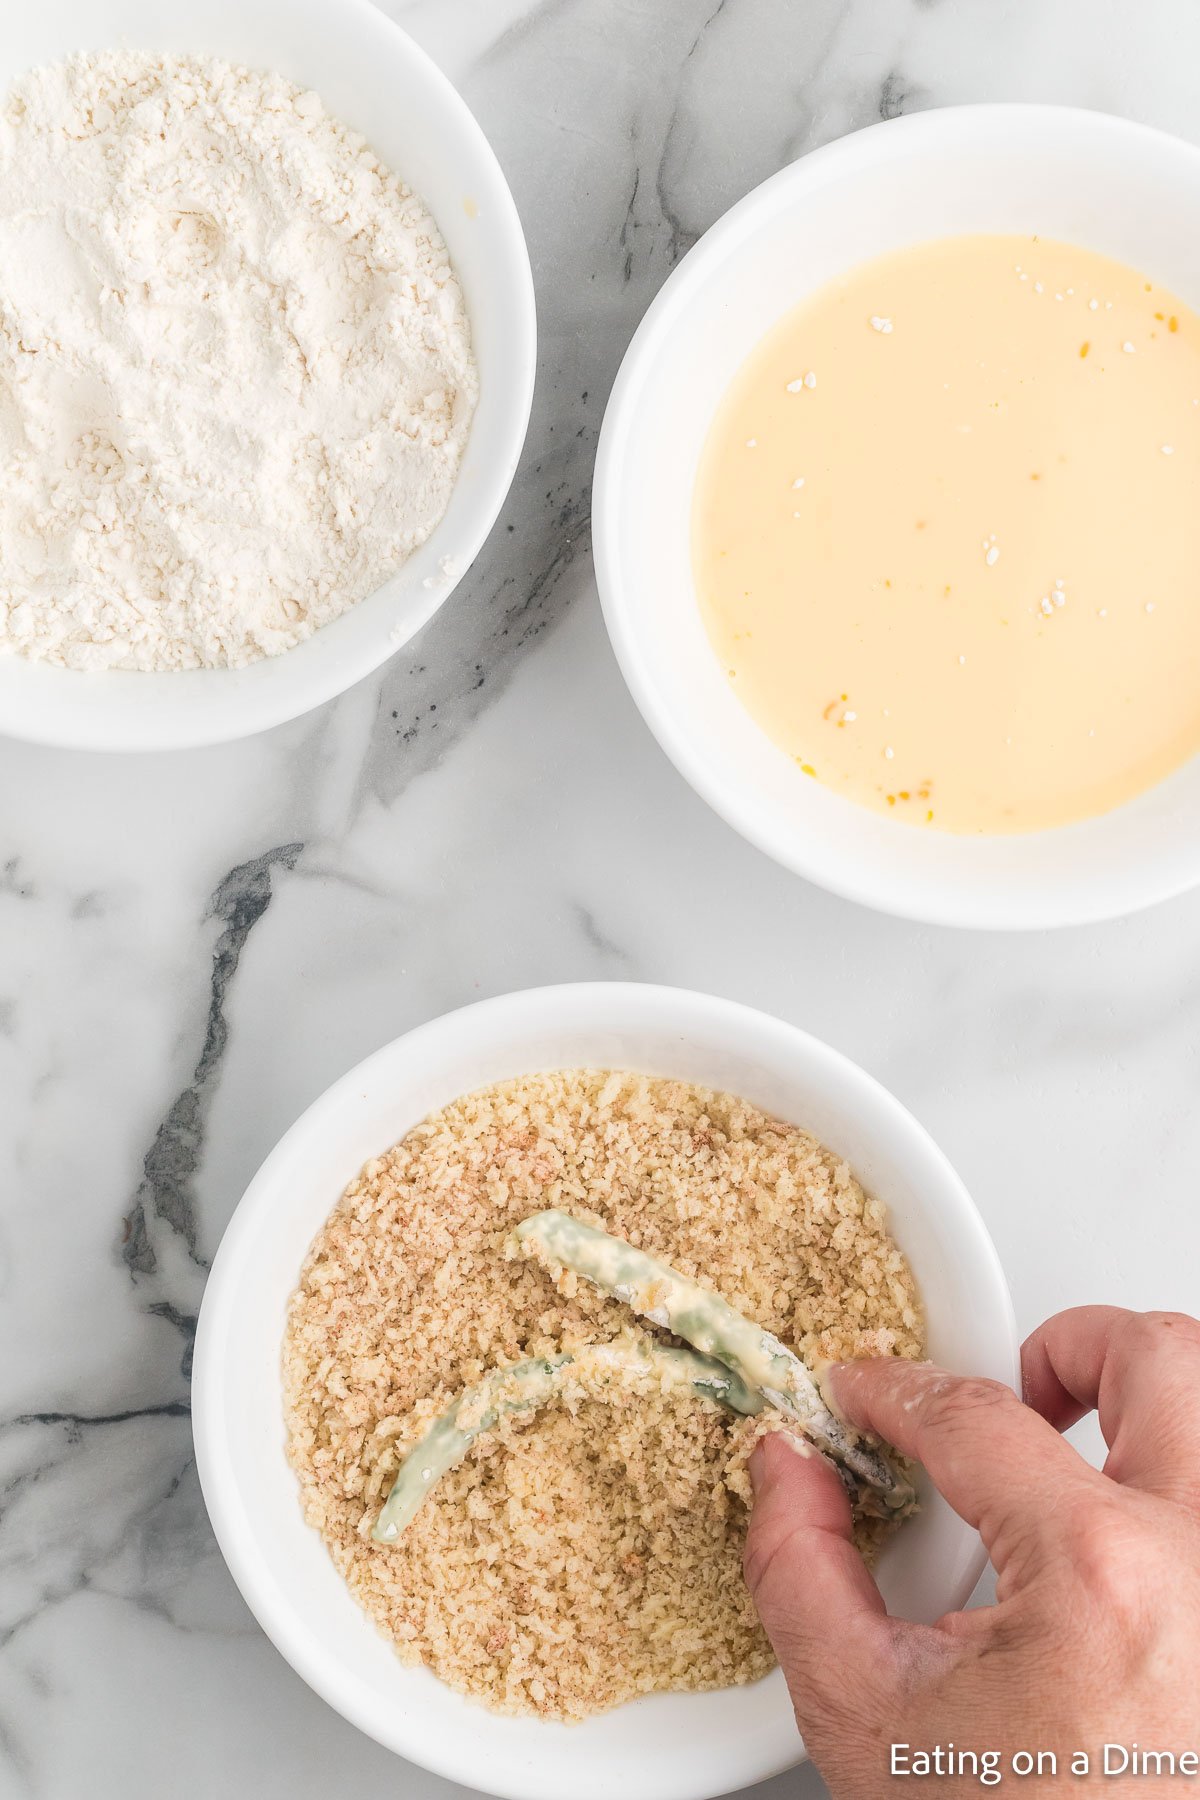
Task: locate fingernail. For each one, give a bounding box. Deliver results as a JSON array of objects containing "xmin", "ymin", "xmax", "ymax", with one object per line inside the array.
[
  {"xmin": 748, "ymin": 1444, "xmax": 766, "ymax": 1495},
  {"xmin": 821, "ymin": 1360, "xmax": 853, "ymax": 1415},
  {"xmin": 749, "ymin": 1430, "xmax": 814, "ymax": 1494}
]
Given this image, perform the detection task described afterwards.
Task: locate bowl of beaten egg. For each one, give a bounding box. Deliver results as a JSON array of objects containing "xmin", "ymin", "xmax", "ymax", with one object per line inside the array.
[{"xmin": 594, "ymin": 105, "xmax": 1200, "ymax": 928}]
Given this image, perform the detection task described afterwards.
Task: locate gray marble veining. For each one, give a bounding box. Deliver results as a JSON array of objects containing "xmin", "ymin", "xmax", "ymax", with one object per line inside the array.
[{"xmin": 4, "ymin": 2, "xmax": 1200, "ymax": 1796}]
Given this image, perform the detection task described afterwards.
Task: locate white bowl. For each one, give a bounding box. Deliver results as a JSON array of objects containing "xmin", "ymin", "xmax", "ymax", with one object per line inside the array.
[
  {"xmin": 193, "ymin": 982, "xmax": 1018, "ymax": 1800},
  {"xmin": 0, "ymin": 0, "xmax": 535, "ymax": 751},
  {"xmin": 594, "ymin": 106, "xmax": 1200, "ymax": 929}
]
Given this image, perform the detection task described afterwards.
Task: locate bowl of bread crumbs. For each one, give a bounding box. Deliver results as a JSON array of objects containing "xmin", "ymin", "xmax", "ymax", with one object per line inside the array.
[{"xmin": 193, "ymin": 984, "xmax": 1018, "ymax": 1800}]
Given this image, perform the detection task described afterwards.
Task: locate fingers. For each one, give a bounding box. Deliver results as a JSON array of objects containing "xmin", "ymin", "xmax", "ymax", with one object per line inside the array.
[
  {"xmin": 827, "ymin": 1358, "xmax": 1096, "ymax": 1572},
  {"xmin": 743, "ymin": 1431, "xmax": 958, "ymax": 1740},
  {"xmin": 743, "ymin": 1431, "xmax": 887, "ymax": 1655},
  {"xmin": 1022, "ymin": 1306, "xmax": 1200, "ymax": 1505},
  {"xmin": 1021, "ymin": 1305, "xmax": 1128, "ymax": 1430}
]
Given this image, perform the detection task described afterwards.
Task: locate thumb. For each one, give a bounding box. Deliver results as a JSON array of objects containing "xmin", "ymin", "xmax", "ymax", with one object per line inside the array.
[
  {"xmin": 744, "ymin": 1431, "xmax": 967, "ymax": 1792},
  {"xmin": 743, "ymin": 1431, "xmax": 889, "ymax": 1701}
]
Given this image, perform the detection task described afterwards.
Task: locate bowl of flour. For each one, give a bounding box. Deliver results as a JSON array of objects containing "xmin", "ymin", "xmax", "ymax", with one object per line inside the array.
[{"xmin": 0, "ymin": 0, "xmax": 535, "ymax": 749}]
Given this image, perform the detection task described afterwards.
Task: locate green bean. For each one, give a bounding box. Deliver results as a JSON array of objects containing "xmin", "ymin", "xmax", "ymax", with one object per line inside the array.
[
  {"xmin": 372, "ymin": 1337, "xmax": 762, "ymax": 1543},
  {"xmin": 510, "ymin": 1209, "xmax": 914, "ymax": 1512}
]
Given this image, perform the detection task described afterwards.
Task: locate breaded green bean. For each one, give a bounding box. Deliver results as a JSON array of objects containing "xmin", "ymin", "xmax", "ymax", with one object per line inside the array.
[
  {"xmin": 372, "ymin": 1337, "xmax": 762, "ymax": 1543},
  {"xmin": 509, "ymin": 1208, "xmax": 915, "ymax": 1512}
]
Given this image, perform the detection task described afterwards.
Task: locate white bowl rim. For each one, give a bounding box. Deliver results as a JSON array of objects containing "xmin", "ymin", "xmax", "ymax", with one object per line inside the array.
[
  {"xmin": 192, "ymin": 979, "xmax": 1019, "ymax": 1800},
  {"xmin": 0, "ymin": 0, "xmax": 537, "ymax": 752},
  {"xmin": 593, "ymin": 103, "xmax": 1200, "ymax": 931}
]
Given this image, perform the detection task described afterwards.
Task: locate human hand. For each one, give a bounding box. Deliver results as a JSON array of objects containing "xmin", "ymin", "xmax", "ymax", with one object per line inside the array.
[{"xmin": 743, "ymin": 1308, "xmax": 1200, "ymax": 1796}]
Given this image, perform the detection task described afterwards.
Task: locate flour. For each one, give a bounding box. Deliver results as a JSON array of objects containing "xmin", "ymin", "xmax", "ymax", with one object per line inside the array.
[{"xmin": 0, "ymin": 52, "xmax": 478, "ymax": 671}]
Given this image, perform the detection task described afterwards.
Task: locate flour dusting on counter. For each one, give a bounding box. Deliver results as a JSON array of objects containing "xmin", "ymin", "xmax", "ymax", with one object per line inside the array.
[{"xmin": 0, "ymin": 52, "xmax": 478, "ymax": 671}]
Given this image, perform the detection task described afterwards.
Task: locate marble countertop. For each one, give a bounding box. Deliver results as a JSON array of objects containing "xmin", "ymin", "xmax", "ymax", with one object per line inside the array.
[{"xmin": 4, "ymin": 2, "xmax": 1200, "ymax": 1796}]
